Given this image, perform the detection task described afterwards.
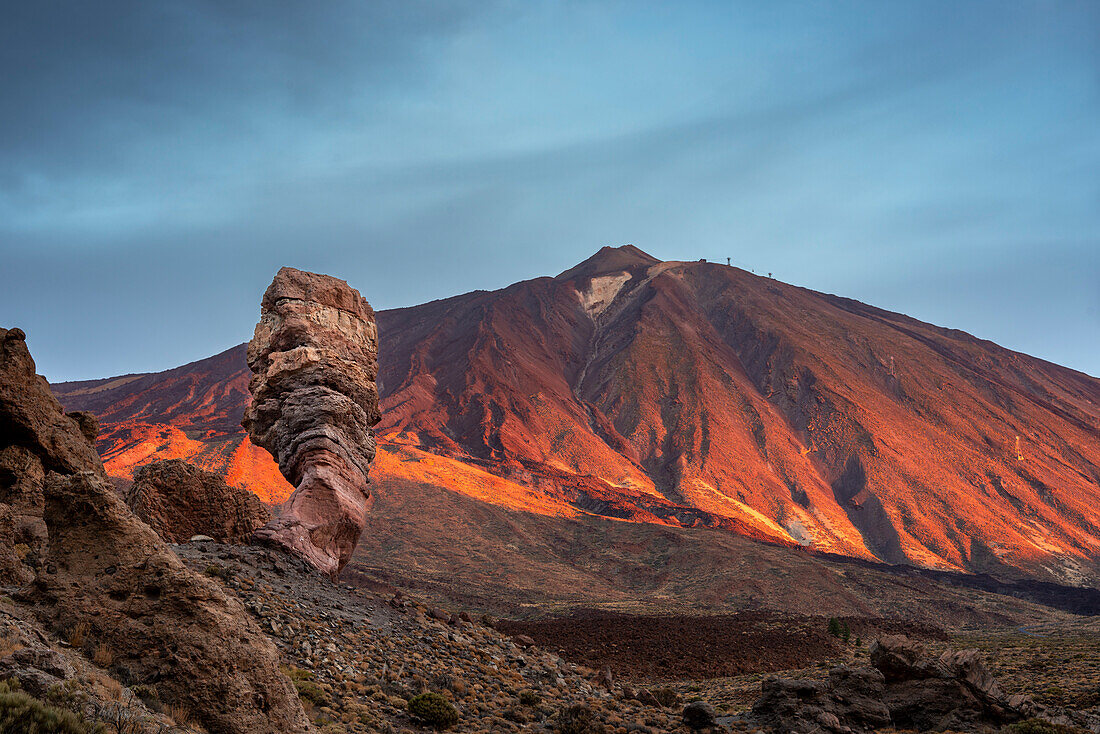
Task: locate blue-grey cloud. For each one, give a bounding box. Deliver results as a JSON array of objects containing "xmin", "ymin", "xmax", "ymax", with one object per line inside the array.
[{"xmin": 1, "ymin": 1, "xmax": 1098, "ymax": 381}]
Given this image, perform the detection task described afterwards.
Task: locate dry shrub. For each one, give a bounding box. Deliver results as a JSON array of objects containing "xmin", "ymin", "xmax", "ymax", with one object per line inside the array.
[
  {"xmin": 68, "ymin": 621, "xmax": 90, "ymax": 649},
  {"xmin": 0, "ymin": 631, "xmax": 23, "ymax": 660},
  {"xmin": 91, "ymin": 644, "xmax": 115, "ymax": 669},
  {"xmin": 165, "ymin": 703, "xmax": 191, "ymax": 727}
]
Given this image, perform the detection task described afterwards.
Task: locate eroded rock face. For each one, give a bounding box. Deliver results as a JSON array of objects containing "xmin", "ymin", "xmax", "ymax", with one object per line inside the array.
[
  {"xmin": 0, "ymin": 327, "xmax": 100, "ymax": 584},
  {"xmin": 242, "ymin": 267, "xmax": 380, "ymax": 578},
  {"xmin": 0, "ymin": 326, "xmax": 310, "ymax": 734},
  {"xmin": 127, "ymin": 459, "xmax": 271, "ymax": 544},
  {"xmin": 34, "ymin": 471, "xmax": 310, "ymax": 733}
]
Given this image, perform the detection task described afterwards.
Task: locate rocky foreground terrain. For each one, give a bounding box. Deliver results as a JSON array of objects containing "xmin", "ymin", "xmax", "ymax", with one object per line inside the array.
[{"xmin": 3, "ymin": 526, "xmax": 1098, "ymax": 733}]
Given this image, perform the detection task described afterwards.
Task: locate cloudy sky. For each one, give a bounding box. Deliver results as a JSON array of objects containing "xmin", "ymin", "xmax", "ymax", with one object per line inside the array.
[{"xmin": 2, "ymin": 1, "xmax": 1098, "ymax": 381}]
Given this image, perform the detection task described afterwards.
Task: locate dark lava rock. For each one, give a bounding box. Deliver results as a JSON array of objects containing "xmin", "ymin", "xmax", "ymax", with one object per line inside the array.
[
  {"xmin": 682, "ymin": 700, "xmax": 717, "ymax": 730},
  {"xmin": 752, "ymin": 635, "xmax": 1100, "ymax": 733}
]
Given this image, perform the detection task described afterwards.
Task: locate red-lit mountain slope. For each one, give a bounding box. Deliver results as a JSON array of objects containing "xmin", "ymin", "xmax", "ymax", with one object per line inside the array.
[{"xmin": 53, "ymin": 246, "xmax": 1100, "ymax": 584}]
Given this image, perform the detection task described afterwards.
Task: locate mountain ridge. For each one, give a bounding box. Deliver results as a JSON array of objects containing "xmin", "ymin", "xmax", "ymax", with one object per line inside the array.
[{"xmin": 52, "ymin": 246, "xmax": 1100, "ymax": 585}]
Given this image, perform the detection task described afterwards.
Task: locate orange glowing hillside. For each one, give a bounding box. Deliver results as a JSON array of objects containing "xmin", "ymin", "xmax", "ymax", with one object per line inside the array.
[{"xmin": 53, "ymin": 246, "xmax": 1100, "ymax": 584}]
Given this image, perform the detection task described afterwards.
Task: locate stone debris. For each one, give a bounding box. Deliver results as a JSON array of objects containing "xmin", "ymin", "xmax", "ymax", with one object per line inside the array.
[
  {"xmin": 175, "ymin": 542, "xmax": 693, "ymax": 734},
  {"xmin": 751, "ymin": 634, "xmax": 1100, "ymax": 733}
]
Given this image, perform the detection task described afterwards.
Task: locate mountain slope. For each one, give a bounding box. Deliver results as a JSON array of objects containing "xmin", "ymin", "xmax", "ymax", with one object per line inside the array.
[{"xmin": 53, "ymin": 246, "xmax": 1100, "ymax": 583}]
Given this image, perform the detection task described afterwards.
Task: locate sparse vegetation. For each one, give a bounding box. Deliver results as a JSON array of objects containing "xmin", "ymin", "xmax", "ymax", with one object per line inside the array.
[
  {"xmin": 1003, "ymin": 718, "xmax": 1087, "ymax": 734},
  {"xmin": 0, "ymin": 678, "xmax": 104, "ymax": 734},
  {"xmin": 652, "ymin": 687, "xmax": 680, "ymax": 707},
  {"xmin": 0, "ymin": 633, "xmax": 22, "ymax": 661},
  {"xmin": 555, "ymin": 703, "xmax": 603, "ymax": 734},
  {"xmin": 164, "ymin": 702, "xmax": 192, "ymax": 728},
  {"xmin": 282, "ymin": 666, "xmax": 327, "ymax": 709},
  {"xmin": 407, "ymin": 691, "xmax": 459, "ymax": 729},
  {"xmin": 95, "ymin": 695, "xmax": 146, "ymax": 734}
]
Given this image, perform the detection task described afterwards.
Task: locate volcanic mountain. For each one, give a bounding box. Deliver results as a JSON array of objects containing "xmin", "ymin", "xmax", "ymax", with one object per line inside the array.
[{"xmin": 54, "ymin": 246, "xmax": 1100, "ymax": 585}]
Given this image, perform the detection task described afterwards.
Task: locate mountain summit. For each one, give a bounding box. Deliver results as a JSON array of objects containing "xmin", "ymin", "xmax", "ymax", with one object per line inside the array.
[
  {"xmin": 556, "ymin": 244, "xmax": 661, "ymax": 280},
  {"xmin": 54, "ymin": 248, "xmax": 1100, "ymax": 584}
]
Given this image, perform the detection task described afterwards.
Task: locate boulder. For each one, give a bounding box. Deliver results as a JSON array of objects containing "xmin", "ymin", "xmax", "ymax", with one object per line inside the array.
[
  {"xmin": 127, "ymin": 459, "xmax": 271, "ymax": 544},
  {"xmin": 826, "ymin": 666, "xmax": 892, "ymax": 730},
  {"xmin": 753, "ymin": 674, "xmax": 876, "ymax": 734},
  {"xmin": 0, "ymin": 326, "xmax": 310, "ymax": 733},
  {"xmin": 0, "ymin": 329, "xmax": 105, "ymax": 477},
  {"xmin": 65, "ymin": 411, "xmax": 98, "ymax": 445},
  {"xmin": 242, "ymin": 267, "xmax": 380, "ymax": 578},
  {"xmin": 0, "ymin": 445, "xmax": 47, "ymax": 584},
  {"xmin": 868, "ymin": 634, "xmax": 933, "ymax": 680},
  {"xmin": 0, "ymin": 614, "xmax": 77, "ymax": 698},
  {"xmin": 682, "ymin": 701, "xmax": 717, "ymax": 730}
]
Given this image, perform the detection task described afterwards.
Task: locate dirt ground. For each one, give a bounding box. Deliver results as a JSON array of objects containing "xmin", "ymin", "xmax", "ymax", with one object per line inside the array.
[{"xmin": 498, "ymin": 611, "xmax": 946, "ymax": 681}]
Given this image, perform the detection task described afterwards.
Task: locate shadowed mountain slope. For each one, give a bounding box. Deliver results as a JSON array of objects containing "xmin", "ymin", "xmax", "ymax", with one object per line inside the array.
[{"xmin": 53, "ymin": 246, "xmax": 1100, "ymax": 584}]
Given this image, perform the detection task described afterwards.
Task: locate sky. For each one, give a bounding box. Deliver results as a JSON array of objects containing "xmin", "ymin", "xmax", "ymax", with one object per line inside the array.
[{"xmin": 2, "ymin": 1, "xmax": 1098, "ymax": 382}]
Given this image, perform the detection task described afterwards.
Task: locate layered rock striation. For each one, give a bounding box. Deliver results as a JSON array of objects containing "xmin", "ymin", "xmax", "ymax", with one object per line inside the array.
[
  {"xmin": 243, "ymin": 267, "xmax": 380, "ymax": 578},
  {"xmin": 127, "ymin": 458, "xmax": 271, "ymax": 544},
  {"xmin": 0, "ymin": 326, "xmax": 310, "ymax": 734}
]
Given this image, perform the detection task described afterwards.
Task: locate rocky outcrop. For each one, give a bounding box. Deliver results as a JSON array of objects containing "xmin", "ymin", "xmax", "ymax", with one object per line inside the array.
[
  {"xmin": 0, "ymin": 327, "xmax": 100, "ymax": 584},
  {"xmin": 127, "ymin": 459, "xmax": 271, "ymax": 543},
  {"xmin": 33, "ymin": 471, "xmax": 311, "ymax": 733},
  {"xmin": 752, "ymin": 635, "xmax": 1100, "ymax": 733},
  {"xmin": 242, "ymin": 267, "xmax": 380, "ymax": 578},
  {"xmin": 0, "ymin": 326, "xmax": 310, "ymax": 734},
  {"xmin": 752, "ymin": 666, "xmax": 891, "ymax": 734}
]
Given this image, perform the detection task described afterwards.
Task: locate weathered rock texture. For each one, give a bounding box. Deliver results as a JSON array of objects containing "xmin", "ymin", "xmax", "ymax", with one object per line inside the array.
[
  {"xmin": 242, "ymin": 267, "xmax": 380, "ymax": 578},
  {"xmin": 0, "ymin": 328, "xmax": 102, "ymax": 585},
  {"xmin": 752, "ymin": 635, "xmax": 1100, "ymax": 733},
  {"xmin": 127, "ymin": 458, "xmax": 271, "ymax": 543},
  {"xmin": 0, "ymin": 326, "xmax": 310, "ymax": 734}
]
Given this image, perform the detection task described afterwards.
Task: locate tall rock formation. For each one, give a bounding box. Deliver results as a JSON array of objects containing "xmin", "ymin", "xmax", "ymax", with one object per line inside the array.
[
  {"xmin": 0, "ymin": 327, "xmax": 310, "ymax": 734},
  {"xmin": 242, "ymin": 267, "xmax": 380, "ymax": 578}
]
